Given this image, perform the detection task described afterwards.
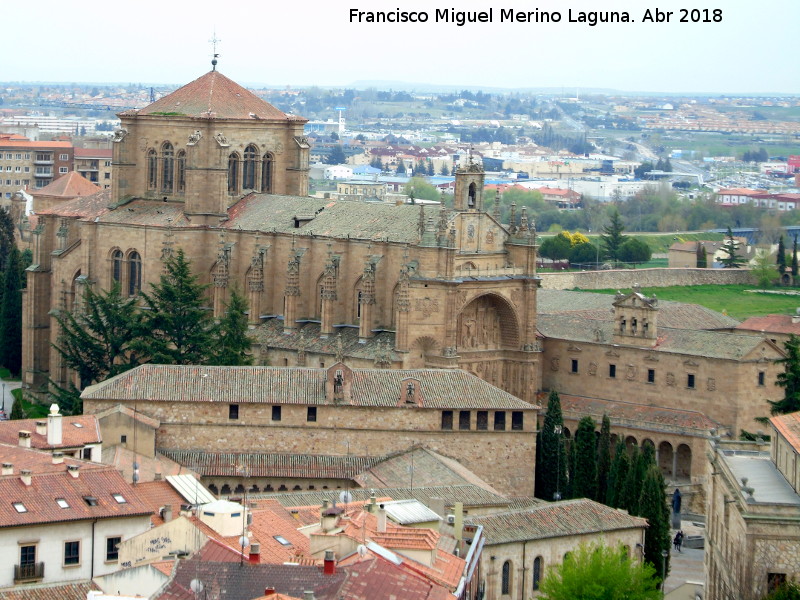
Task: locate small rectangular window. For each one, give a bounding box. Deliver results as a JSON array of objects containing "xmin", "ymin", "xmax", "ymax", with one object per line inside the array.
[
  {"xmin": 60, "ymin": 154, "xmax": 69, "ymax": 161},
  {"xmin": 112, "ymin": 494, "xmax": 127, "ymax": 504},
  {"xmin": 441, "ymin": 410, "xmax": 453, "ymax": 430},
  {"xmin": 511, "ymin": 411, "xmax": 524, "ymax": 431},
  {"xmin": 758, "ymin": 371, "xmax": 765, "ymax": 386},
  {"xmin": 59, "ymin": 167, "xmax": 68, "ymax": 174},
  {"xmin": 687, "ymin": 374, "xmax": 695, "ymax": 389},
  {"xmin": 494, "ymin": 411, "xmax": 506, "ymax": 431},
  {"xmin": 13, "ymin": 502, "xmax": 27, "ymax": 513},
  {"xmin": 106, "ymin": 537, "xmax": 121, "ymax": 562},
  {"xmin": 609, "ymin": 364, "xmax": 616, "ymax": 378},
  {"xmin": 571, "ymin": 359, "xmax": 578, "ymax": 373},
  {"xmin": 477, "ymin": 411, "xmax": 488, "ymax": 430},
  {"xmin": 229, "ymin": 404, "xmax": 239, "ymax": 420},
  {"xmin": 120, "ymin": 434, "xmax": 127, "ymax": 444},
  {"xmin": 82, "ymin": 447, "xmax": 92, "ymax": 460},
  {"xmin": 64, "ymin": 541, "xmax": 80, "ymax": 566},
  {"xmin": 56, "ymin": 498, "xmax": 70, "ymax": 509},
  {"xmin": 459, "ymin": 410, "xmax": 470, "ymax": 430},
  {"xmin": 647, "ymin": 369, "xmax": 655, "ymax": 383},
  {"xmin": 272, "ymin": 405, "xmax": 282, "ymax": 421},
  {"xmin": 307, "ymin": 407, "xmax": 317, "ymax": 422}
]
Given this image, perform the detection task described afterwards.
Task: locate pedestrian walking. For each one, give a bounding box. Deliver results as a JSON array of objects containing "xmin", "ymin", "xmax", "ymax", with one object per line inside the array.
[{"xmin": 673, "ymin": 530, "xmax": 684, "ymax": 552}]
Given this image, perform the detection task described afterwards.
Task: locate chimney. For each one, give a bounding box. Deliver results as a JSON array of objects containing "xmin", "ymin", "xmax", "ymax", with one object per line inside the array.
[
  {"xmin": 263, "ymin": 589, "xmax": 276, "ymax": 597},
  {"xmin": 52, "ymin": 452, "xmax": 64, "ymax": 465},
  {"xmin": 67, "ymin": 464, "xmax": 80, "ymax": 478},
  {"xmin": 47, "ymin": 404, "xmax": 63, "ymax": 446},
  {"xmin": 18, "ymin": 431, "xmax": 31, "ymax": 448},
  {"xmin": 304, "ymin": 592, "xmax": 316, "ymax": 600},
  {"xmin": 249, "ymin": 542, "xmax": 261, "ymax": 564},
  {"xmin": 377, "ymin": 505, "xmax": 387, "ymax": 533},
  {"xmin": 35, "ymin": 421, "xmax": 47, "ymax": 435},
  {"xmin": 20, "ymin": 469, "xmax": 32, "ymax": 486},
  {"xmin": 2, "ymin": 463, "xmax": 12, "ymax": 475},
  {"xmin": 161, "ymin": 505, "xmax": 173, "ymax": 523},
  {"xmin": 454, "ymin": 502, "xmax": 464, "ymax": 541},
  {"xmin": 323, "ymin": 551, "xmax": 336, "ymax": 575}
]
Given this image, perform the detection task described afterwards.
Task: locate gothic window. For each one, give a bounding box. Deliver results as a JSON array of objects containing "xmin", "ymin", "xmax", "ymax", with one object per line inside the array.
[
  {"xmin": 356, "ymin": 290, "xmax": 363, "ymax": 320},
  {"xmin": 128, "ymin": 251, "xmax": 142, "ymax": 296},
  {"xmin": 468, "ymin": 182, "xmax": 476, "ymax": 208},
  {"xmin": 111, "ymin": 249, "xmax": 123, "ymax": 283},
  {"xmin": 532, "ymin": 556, "xmax": 542, "ymax": 591},
  {"xmin": 161, "ymin": 142, "xmax": 174, "ymax": 193},
  {"xmin": 501, "ymin": 560, "xmax": 512, "ymax": 595},
  {"xmin": 261, "ymin": 153, "xmax": 274, "ymax": 193},
  {"xmin": 176, "ymin": 150, "xmax": 186, "ymax": 193},
  {"xmin": 147, "ymin": 149, "xmax": 157, "ymax": 190},
  {"xmin": 227, "ymin": 152, "xmax": 240, "ymax": 194},
  {"xmin": 243, "ymin": 144, "xmax": 258, "ymax": 190}
]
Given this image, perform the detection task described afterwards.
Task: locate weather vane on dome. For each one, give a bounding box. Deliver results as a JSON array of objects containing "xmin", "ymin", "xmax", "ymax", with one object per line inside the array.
[{"xmin": 209, "ymin": 31, "xmax": 221, "ymax": 71}]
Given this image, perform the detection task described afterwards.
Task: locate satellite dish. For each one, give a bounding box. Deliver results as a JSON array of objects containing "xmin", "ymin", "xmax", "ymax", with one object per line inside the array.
[
  {"xmin": 339, "ymin": 491, "xmax": 353, "ymax": 504},
  {"xmin": 357, "ymin": 544, "xmax": 368, "ymax": 558},
  {"xmin": 190, "ymin": 579, "xmax": 204, "ymax": 593}
]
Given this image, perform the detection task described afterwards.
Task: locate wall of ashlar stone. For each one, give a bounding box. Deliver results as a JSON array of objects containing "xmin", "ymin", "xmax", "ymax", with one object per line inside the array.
[{"xmin": 539, "ymin": 267, "xmax": 754, "ymax": 290}]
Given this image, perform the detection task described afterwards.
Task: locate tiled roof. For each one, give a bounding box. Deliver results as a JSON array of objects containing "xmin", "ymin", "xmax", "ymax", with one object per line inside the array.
[
  {"xmin": 32, "ymin": 171, "xmax": 101, "ymax": 198},
  {"xmin": 159, "ymin": 449, "xmax": 381, "ymax": 478},
  {"xmin": 553, "ymin": 393, "xmax": 720, "ymax": 431},
  {"xmin": 73, "ymin": 147, "xmax": 112, "ymax": 158},
  {"xmin": 0, "ymin": 140, "xmax": 72, "ymax": 149},
  {"xmin": 336, "ymin": 553, "xmax": 452, "ymax": 600},
  {"xmin": 132, "ymin": 480, "xmax": 187, "ymax": 526},
  {"xmin": 224, "ymin": 193, "xmax": 422, "ymax": 243},
  {"xmin": 466, "ymin": 498, "xmax": 647, "ymax": 544},
  {"xmin": 737, "ymin": 314, "xmax": 800, "ymax": 335},
  {"xmin": 770, "ymin": 412, "xmax": 800, "ymax": 453},
  {"xmin": 92, "ymin": 402, "xmax": 161, "ymax": 429},
  {"xmin": 245, "ymin": 484, "xmax": 511, "ymax": 510},
  {"xmin": 718, "ymin": 188, "xmax": 762, "ymax": 195},
  {"xmin": 35, "ymin": 188, "xmax": 111, "ymax": 218},
  {"xmin": 247, "ymin": 502, "xmax": 312, "ymax": 563},
  {"xmin": 0, "ymin": 466, "xmax": 152, "ymax": 527},
  {"xmin": 97, "ymin": 199, "xmax": 195, "ymax": 227},
  {"xmin": 133, "ymin": 71, "xmax": 299, "ymax": 121},
  {"xmin": 101, "ymin": 446, "xmax": 194, "ymax": 485},
  {"xmin": 82, "ymin": 364, "xmax": 533, "ymax": 410},
  {"xmin": 0, "ymin": 582, "xmax": 95, "ymax": 600},
  {"xmin": 257, "ymin": 322, "xmax": 397, "ymax": 362},
  {"xmin": 0, "ymin": 443, "xmax": 106, "ymax": 475},
  {"xmin": 0, "ymin": 414, "xmax": 100, "ymax": 449}
]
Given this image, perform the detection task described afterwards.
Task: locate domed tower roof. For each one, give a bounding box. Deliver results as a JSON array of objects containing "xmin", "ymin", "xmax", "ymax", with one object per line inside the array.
[{"xmin": 128, "ymin": 70, "xmax": 305, "ymax": 122}]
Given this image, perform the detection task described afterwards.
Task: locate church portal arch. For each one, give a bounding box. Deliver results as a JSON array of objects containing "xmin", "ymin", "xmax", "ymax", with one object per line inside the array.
[{"xmin": 456, "ymin": 292, "xmax": 519, "ymax": 351}]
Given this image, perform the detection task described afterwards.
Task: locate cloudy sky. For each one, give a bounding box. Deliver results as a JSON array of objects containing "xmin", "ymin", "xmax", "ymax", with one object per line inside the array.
[{"xmin": 4, "ymin": 0, "xmax": 798, "ymax": 94}]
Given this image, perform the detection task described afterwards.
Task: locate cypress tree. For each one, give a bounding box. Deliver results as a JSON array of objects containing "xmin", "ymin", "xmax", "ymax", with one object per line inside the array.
[
  {"xmin": 10, "ymin": 393, "xmax": 24, "ymax": 420},
  {"xmin": 535, "ymin": 390, "xmax": 567, "ymax": 500},
  {"xmin": 778, "ymin": 235, "xmax": 787, "ymax": 277},
  {"xmin": 769, "ymin": 334, "xmax": 800, "ymax": 416},
  {"xmin": 212, "ymin": 287, "xmax": 253, "ymax": 366},
  {"xmin": 0, "ymin": 207, "xmax": 14, "ymax": 273},
  {"xmin": 0, "ymin": 247, "xmax": 22, "ymax": 375},
  {"xmin": 597, "ymin": 414, "xmax": 612, "ymax": 503},
  {"xmin": 607, "ymin": 439, "xmax": 630, "ymax": 508},
  {"xmin": 792, "ymin": 236, "xmax": 798, "ymax": 278},
  {"xmin": 622, "ymin": 445, "xmax": 642, "ymax": 513},
  {"xmin": 638, "ymin": 465, "xmax": 671, "ymax": 585},
  {"xmin": 573, "ymin": 416, "xmax": 598, "ymax": 500}
]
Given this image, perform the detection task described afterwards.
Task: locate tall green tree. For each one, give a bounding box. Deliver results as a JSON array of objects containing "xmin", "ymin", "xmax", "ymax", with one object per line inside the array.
[
  {"xmin": 719, "ymin": 227, "xmax": 745, "ymax": 268},
  {"xmin": 403, "ymin": 177, "xmax": 440, "ymax": 202},
  {"xmin": 601, "ymin": 209, "xmax": 628, "ymax": 263},
  {"xmin": 535, "ymin": 390, "xmax": 567, "ymax": 501},
  {"xmin": 325, "ymin": 145, "xmax": 346, "ymax": 165},
  {"xmin": 597, "ymin": 414, "xmax": 612, "ymax": 503},
  {"xmin": 621, "ymin": 445, "xmax": 642, "ymax": 513},
  {"xmin": 538, "ymin": 543, "xmax": 661, "ymax": 600},
  {"xmin": 0, "ymin": 207, "xmax": 14, "ymax": 273},
  {"xmin": 607, "ymin": 439, "xmax": 630, "ymax": 508},
  {"xmin": 10, "ymin": 393, "xmax": 24, "ymax": 420},
  {"xmin": 0, "ymin": 247, "xmax": 22, "ymax": 375},
  {"xmin": 395, "ymin": 160, "xmax": 406, "ymax": 175},
  {"xmin": 135, "ymin": 249, "xmax": 215, "ymax": 365},
  {"xmin": 697, "ymin": 245, "xmax": 708, "ymax": 268},
  {"xmin": 638, "ymin": 465, "xmax": 671, "ymax": 585},
  {"xmin": 212, "ymin": 287, "xmax": 253, "ymax": 366},
  {"xmin": 762, "ymin": 582, "xmax": 800, "ymax": 600},
  {"xmin": 572, "ymin": 416, "xmax": 598, "ymax": 500},
  {"xmin": 768, "ymin": 334, "xmax": 800, "ymax": 416},
  {"xmin": 792, "ymin": 236, "xmax": 799, "ymax": 278},
  {"xmin": 778, "ymin": 235, "xmax": 787, "ymax": 277}
]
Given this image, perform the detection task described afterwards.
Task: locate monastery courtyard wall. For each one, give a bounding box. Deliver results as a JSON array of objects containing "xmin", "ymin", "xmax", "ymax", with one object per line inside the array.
[{"xmin": 539, "ymin": 267, "xmax": 754, "ymax": 290}]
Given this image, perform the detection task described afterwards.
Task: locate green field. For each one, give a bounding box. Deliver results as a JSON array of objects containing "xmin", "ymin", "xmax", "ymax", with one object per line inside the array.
[{"xmin": 588, "ymin": 284, "xmax": 800, "ymax": 321}]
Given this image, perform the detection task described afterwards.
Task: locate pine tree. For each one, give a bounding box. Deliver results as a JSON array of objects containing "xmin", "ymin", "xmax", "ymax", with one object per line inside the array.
[
  {"xmin": 10, "ymin": 393, "xmax": 24, "ymax": 420},
  {"xmin": 793, "ymin": 236, "xmax": 799, "ymax": 278},
  {"xmin": 212, "ymin": 287, "xmax": 253, "ymax": 366},
  {"xmin": 136, "ymin": 249, "xmax": 215, "ymax": 365},
  {"xmin": 396, "ymin": 161, "xmax": 406, "ymax": 175},
  {"xmin": 607, "ymin": 439, "xmax": 630, "ymax": 508},
  {"xmin": 719, "ymin": 227, "xmax": 744, "ymax": 268},
  {"xmin": 535, "ymin": 390, "xmax": 567, "ymax": 500},
  {"xmin": 601, "ymin": 209, "xmax": 629, "ymax": 263},
  {"xmin": 778, "ymin": 235, "xmax": 787, "ymax": 277},
  {"xmin": 439, "ymin": 163, "xmax": 450, "ymax": 176},
  {"xmin": 573, "ymin": 416, "xmax": 598, "ymax": 500},
  {"xmin": 0, "ymin": 247, "xmax": 22, "ymax": 376},
  {"xmin": 769, "ymin": 334, "xmax": 800, "ymax": 416},
  {"xmin": 597, "ymin": 414, "xmax": 612, "ymax": 503},
  {"xmin": 638, "ymin": 465, "xmax": 671, "ymax": 585}
]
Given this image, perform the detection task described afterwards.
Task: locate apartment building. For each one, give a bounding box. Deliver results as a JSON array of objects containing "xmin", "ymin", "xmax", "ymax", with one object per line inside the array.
[{"xmin": 0, "ymin": 138, "xmax": 74, "ymax": 198}]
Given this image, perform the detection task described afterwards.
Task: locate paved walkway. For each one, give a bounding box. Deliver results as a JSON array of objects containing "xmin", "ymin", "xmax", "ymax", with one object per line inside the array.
[{"xmin": 664, "ymin": 520, "xmax": 705, "ymax": 595}]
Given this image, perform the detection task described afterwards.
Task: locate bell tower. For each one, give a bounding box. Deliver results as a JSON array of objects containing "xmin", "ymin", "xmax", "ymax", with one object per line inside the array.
[{"xmin": 453, "ymin": 155, "xmax": 485, "ymax": 211}]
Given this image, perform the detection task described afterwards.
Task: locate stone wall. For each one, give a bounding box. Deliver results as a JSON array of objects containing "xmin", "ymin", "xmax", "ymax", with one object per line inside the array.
[{"xmin": 539, "ymin": 268, "xmax": 754, "ymax": 290}]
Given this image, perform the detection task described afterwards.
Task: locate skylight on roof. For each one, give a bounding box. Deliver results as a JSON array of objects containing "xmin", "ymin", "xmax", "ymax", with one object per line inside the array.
[
  {"xmin": 274, "ymin": 535, "xmax": 292, "ymax": 546},
  {"xmin": 12, "ymin": 502, "xmax": 27, "ymax": 513},
  {"xmin": 72, "ymin": 423, "xmax": 84, "ymax": 428},
  {"xmin": 56, "ymin": 498, "xmax": 70, "ymax": 509},
  {"xmin": 83, "ymin": 496, "xmax": 98, "ymax": 507},
  {"xmin": 112, "ymin": 494, "xmax": 127, "ymax": 504}
]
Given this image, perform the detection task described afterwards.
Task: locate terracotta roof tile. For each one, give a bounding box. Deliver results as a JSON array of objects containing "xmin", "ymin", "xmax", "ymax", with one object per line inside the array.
[
  {"xmin": 31, "ymin": 171, "xmax": 101, "ymax": 198},
  {"xmin": 737, "ymin": 314, "xmax": 800, "ymax": 335},
  {"xmin": 36, "ymin": 188, "xmax": 111, "ymax": 219},
  {"xmin": 0, "ymin": 140, "xmax": 72, "ymax": 149},
  {"xmin": 770, "ymin": 412, "xmax": 800, "ymax": 453},
  {"xmin": 0, "ymin": 443, "xmax": 106, "ymax": 474},
  {"xmin": 0, "ymin": 582, "xmax": 95, "ymax": 600},
  {"xmin": 73, "ymin": 147, "xmax": 112, "ymax": 158},
  {"xmin": 133, "ymin": 480, "xmax": 186, "ymax": 525},
  {"xmin": 96, "ymin": 199, "xmax": 195, "ymax": 227},
  {"xmin": 0, "ymin": 414, "xmax": 100, "ymax": 449}
]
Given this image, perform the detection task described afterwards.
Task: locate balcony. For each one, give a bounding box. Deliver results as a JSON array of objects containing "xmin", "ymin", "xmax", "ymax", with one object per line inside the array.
[
  {"xmin": 33, "ymin": 159, "xmax": 53, "ymax": 165},
  {"xmin": 14, "ymin": 562, "xmax": 44, "ymax": 582}
]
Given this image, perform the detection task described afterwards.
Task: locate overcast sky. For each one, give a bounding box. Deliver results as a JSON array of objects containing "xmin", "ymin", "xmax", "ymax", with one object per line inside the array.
[{"xmin": 4, "ymin": 0, "xmax": 798, "ymax": 94}]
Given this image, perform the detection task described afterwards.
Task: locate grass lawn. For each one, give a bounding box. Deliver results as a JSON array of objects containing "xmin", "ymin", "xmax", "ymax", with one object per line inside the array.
[
  {"xmin": 587, "ymin": 284, "xmax": 800, "ymax": 321},
  {"xmin": 0, "ymin": 367, "xmax": 21, "ymax": 381},
  {"xmin": 10, "ymin": 389, "xmax": 49, "ymax": 419}
]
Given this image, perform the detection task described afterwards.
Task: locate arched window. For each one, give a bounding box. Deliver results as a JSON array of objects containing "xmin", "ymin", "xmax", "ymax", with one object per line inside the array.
[
  {"xmin": 147, "ymin": 149, "xmax": 157, "ymax": 190},
  {"xmin": 501, "ymin": 560, "xmax": 512, "ymax": 595},
  {"xmin": 128, "ymin": 251, "xmax": 142, "ymax": 296},
  {"xmin": 176, "ymin": 150, "xmax": 186, "ymax": 193},
  {"xmin": 261, "ymin": 152, "xmax": 274, "ymax": 193},
  {"xmin": 243, "ymin": 144, "xmax": 258, "ymax": 190},
  {"xmin": 468, "ymin": 182, "xmax": 476, "ymax": 207},
  {"xmin": 161, "ymin": 142, "xmax": 174, "ymax": 193},
  {"xmin": 227, "ymin": 152, "xmax": 240, "ymax": 194},
  {"xmin": 533, "ymin": 556, "xmax": 542, "ymax": 590},
  {"xmin": 356, "ymin": 290, "xmax": 363, "ymax": 320},
  {"xmin": 111, "ymin": 249, "xmax": 123, "ymax": 283}
]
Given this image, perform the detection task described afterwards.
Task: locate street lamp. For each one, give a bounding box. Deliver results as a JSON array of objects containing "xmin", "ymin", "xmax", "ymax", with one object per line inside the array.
[
  {"xmin": 661, "ymin": 549, "xmax": 669, "ymax": 598},
  {"xmin": 554, "ymin": 425, "xmax": 563, "ymax": 501}
]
